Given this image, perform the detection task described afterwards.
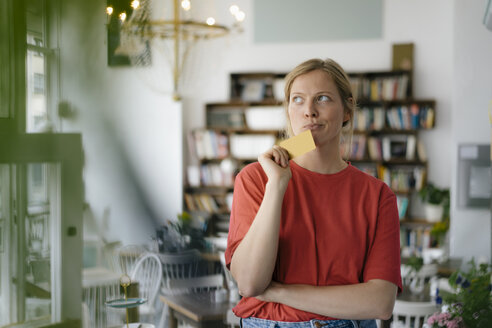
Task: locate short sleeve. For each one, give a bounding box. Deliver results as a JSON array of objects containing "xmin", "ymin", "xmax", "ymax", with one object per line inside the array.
[
  {"xmin": 224, "ymin": 163, "xmax": 267, "ymax": 269},
  {"xmin": 363, "ymin": 184, "xmax": 403, "ymax": 292}
]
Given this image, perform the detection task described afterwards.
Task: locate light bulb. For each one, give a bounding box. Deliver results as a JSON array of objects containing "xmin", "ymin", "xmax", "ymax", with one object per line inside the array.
[
  {"xmin": 106, "ymin": 6, "xmax": 113, "ymax": 15},
  {"xmin": 131, "ymin": 0, "xmax": 140, "ymax": 9},
  {"xmin": 235, "ymin": 10, "xmax": 245, "ymax": 22},
  {"xmin": 206, "ymin": 17, "xmax": 216, "ymax": 25},
  {"xmin": 229, "ymin": 5, "xmax": 239, "ymax": 15},
  {"xmin": 119, "ymin": 12, "xmax": 127, "ymax": 22},
  {"xmin": 181, "ymin": 0, "xmax": 191, "ymax": 11}
]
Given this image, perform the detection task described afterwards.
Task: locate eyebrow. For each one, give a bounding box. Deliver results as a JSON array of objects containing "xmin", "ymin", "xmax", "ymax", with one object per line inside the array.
[{"xmin": 291, "ymin": 91, "xmax": 336, "ymax": 96}]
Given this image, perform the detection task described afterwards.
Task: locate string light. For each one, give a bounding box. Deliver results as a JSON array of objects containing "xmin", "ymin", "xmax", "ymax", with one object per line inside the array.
[
  {"xmin": 106, "ymin": 6, "xmax": 113, "ymax": 15},
  {"xmin": 119, "ymin": 12, "xmax": 127, "ymax": 22},
  {"xmin": 181, "ymin": 0, "xmax": 191, "ymax": 11},
  {"xmin": 131, "ymin": 0, "xmax": 140, "ymax": 9},
  {"xmin": 206, "ymin": 17, "xmax": 216, "ymax": 25}
]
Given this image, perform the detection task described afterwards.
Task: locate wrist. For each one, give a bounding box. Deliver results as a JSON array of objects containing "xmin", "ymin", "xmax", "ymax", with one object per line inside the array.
[{"xmin": 265, "ymin": 179, "xmax": 289, "ymax": 193}]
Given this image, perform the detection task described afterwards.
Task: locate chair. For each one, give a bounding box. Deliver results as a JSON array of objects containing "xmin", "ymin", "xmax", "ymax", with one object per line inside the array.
[
  {"xmin": 158, "ymin": 249, "xmax": 203, "ymax": 295},
  {"xmin": 218, "ymin": 252, "xmax": 241, "ymax": 328},
  {"xmin": 158, "ymin": 249, "xmax": 225, "ymax": 328},
  {"xmin": 130, "ymin": 252, "xmax": 163, "ymax": 326},
  {"xmin": 391, "ymin": 300, "xmax": 437, "ymax": 328},
  {"xmin": 118, "ymin": 244, "xmax": 146, "ymax": 275}
]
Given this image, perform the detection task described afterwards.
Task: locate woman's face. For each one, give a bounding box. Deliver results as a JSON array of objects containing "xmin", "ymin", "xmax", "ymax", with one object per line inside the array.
[{"xmin": 287, "ymin": 69, "xmax": 349, "ymax": 147}]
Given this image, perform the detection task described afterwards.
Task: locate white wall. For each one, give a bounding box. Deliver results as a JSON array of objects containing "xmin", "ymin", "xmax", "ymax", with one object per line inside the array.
[
  {"xmin": 55, "ymin": 0, "xmax": 492, "ymax": 260},
  {"xmin": 58, "ymin": 0, "xmax": 183, "ymax": 245},
  {"xmin": 450, "ymin": 0, "xmax": 492, "ymax": 263},
  {"xmin": 182, "ymin": 0, "xmax": 491, "ymax": 262}
]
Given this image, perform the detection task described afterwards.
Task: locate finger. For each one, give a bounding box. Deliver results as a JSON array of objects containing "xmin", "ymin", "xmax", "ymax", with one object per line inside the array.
[
  {"xmin": 274, "ymin": 146, "xmax": 289, "ymax": 167},
  {"xmin": 272, "ymin": 148, "xmax": 282, "ymax": 165}
]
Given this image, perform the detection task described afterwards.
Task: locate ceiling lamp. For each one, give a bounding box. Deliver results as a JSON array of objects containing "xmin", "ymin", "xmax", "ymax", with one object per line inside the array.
[{"xmin": 106, "ymin": 0, "xmax": 245, "ymax": 100}]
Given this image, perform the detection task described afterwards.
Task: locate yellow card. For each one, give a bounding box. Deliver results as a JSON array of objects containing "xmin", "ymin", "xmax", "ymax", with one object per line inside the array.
[{"xmin": 279, "ymin": 130, "xmax": 316, "ymax": 158}]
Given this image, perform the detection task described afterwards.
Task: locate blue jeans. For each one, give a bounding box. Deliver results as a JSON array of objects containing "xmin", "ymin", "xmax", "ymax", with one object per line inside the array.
[{"xmin": 241, "ymin": 317, "xmax": 377, "ymax": 328}]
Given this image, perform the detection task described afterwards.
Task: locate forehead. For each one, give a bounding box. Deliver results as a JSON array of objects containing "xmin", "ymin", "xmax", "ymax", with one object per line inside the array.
[{"xmin": 291, "ymin": 69, "xmax": 336, "ymax": 92}]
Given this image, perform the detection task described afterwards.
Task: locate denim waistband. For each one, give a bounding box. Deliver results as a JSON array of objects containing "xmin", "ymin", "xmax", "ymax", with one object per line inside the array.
[{"xmin": 241, "ymin": 317, "xmax": 359, "ymax": 328}]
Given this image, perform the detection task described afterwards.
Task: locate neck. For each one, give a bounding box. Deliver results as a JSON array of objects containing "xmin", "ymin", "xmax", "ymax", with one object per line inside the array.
[{"xmin": 293, "ymin": 142, "xmax": 348, "ymax": 174}]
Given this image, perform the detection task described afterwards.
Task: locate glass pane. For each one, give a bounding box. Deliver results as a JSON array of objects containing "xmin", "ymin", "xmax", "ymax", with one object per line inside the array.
[
  {"xmin": 26, "ymin": 0, "xmax": 45, "ymax": 46},
  {"xmin": 0, "ymin": 1, "xmax": 11, "ymax": 118},
  {"xmin": 24, "ymin": 163, "xmax": 52, "ymax": 324},
  {"xmin": 26, "ymin": 49, "xmax": 48, "ymax": 133},
  {"xmin": 0, "ymin": 163, "xmax": 57, "ymax": 327},
  {"xmin": 0, "ymin": 164, "xmax": 9, "ymax": 325}
]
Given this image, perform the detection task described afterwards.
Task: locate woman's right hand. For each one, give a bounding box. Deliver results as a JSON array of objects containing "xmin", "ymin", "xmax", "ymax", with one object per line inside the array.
[{"xmin": 258, "ymin": 145, "xmax": 292, "ymax": 189}]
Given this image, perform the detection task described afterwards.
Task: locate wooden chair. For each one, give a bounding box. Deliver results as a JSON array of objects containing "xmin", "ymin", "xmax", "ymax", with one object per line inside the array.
[{"xmin": 391, "ymin": 300, "xmax": 437, "ymax": 328}]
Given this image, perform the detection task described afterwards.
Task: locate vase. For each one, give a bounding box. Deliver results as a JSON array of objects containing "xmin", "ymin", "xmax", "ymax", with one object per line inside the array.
[
  {"xmin": 409, "ymin": 276, "xmax": 425, "ymax": 295},
  {"xmin": 424, "ymin": 203, "xmax": 444, "ymax": 222}
]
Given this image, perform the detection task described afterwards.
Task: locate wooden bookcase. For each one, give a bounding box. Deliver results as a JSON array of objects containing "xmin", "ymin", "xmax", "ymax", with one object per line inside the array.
[{"xmin": 185, "ymin": 71, "xmax": 437, "ymax": 248}]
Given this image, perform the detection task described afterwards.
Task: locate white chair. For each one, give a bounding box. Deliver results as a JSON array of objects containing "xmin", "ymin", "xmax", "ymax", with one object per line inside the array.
[
  {"xmin": 118, "ymin": 244, "xmax": 146, "ymax": 275},
  {"xmin": 219, "ymin": 252, "xmax": 241, "ymax": 328},
  {"xmin": 130, "ymin": 252, "xmax": 163, "ymax": 326},
  {"xmin": 391, "ymin": 300, "xmax": 437, "ymax": 328}
]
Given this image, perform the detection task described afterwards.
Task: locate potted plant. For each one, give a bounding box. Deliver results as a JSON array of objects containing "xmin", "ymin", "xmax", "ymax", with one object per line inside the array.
[
  {"xmin": 419, "ymin": 183, "xmax": 450, "ymax": 222},
  {"xmin": 427, "ymin": 259, "xmax": 492, "ymax": 328},
  {"xmin": 404, "ymin": 254, "xmax": 426, "ymax": 294}
]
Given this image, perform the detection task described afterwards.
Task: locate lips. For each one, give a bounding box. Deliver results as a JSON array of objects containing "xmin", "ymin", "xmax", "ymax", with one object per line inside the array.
[{"xmin": 303, "ymin": 123, "xmax": 323, "ymax": 130}]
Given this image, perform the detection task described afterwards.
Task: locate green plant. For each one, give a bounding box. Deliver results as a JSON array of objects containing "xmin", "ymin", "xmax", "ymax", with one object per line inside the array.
[
  {"xmin": 430, "ymin": 217, "xmax": 449, "ymax": 247},
  {"xmin": 419, "ymin": 183, "xmax": 450, "ymax": 206},
  {"xmin": 438, "ymin": 258, "xmax": 492, "ymax": 328},
  {"xmin": 406, "ymin": 254, "xmax": 424, "ymax": 274}
]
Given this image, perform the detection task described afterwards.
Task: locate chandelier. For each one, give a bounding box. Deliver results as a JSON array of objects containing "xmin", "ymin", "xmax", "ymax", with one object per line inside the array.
[{"xmin": 106, "ymin": 0, "xmax": 245, "ymax": 100}]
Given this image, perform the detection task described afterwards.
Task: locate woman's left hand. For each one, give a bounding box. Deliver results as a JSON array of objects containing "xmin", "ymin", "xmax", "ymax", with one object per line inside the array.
[{"xmin": 254, "ymin": 281, "xmax": 283, "ymax": 302}]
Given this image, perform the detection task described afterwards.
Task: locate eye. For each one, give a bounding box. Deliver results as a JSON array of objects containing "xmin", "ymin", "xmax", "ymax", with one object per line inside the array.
[
  {"xmin": 292, "ymin": 96, "xmax": 303, "ymax": 104},
  {"xmin": 316, "ymin": 95, "xmax": 330, "ymax": 103}
]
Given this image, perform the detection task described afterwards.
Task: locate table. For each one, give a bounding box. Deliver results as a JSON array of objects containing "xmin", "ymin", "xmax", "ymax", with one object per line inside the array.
[{"xmin": 160, "ymin": 292, "xmax": 234, "ymax": 328}]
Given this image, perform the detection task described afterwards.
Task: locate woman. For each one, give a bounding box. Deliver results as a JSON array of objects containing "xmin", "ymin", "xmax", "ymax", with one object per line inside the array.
[{"xmin": 225, "ymin": 58, "xmax": 402, "ymax": 328}]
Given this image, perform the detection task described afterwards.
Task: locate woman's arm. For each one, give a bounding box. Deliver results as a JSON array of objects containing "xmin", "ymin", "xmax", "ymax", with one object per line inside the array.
[
  {"xmin": 255, "ymin": 280, "xmax": 398, "ymax": 320},
  {"xmin": 230, "ymin": 146, "xmax": 291, "ymax": 297}
]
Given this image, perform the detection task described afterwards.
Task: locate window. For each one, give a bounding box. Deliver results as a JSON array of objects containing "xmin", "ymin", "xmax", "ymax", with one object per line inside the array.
[{"xmin": 0, "ymin": 1, "xmax": 83, "ymax": 327}]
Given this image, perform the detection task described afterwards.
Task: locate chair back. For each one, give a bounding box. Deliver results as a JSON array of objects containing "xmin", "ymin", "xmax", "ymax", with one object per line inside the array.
[
  {"xmin": 118, "ymin": 244, "xmax": 146, "ymax": 275},
  {"xmin": 391, "ymin": 300, "xmax": 437, "ymax": 328},
  {"xmin": 130, "ymin": 252, "xmax": 163, "ymax": 308},
  {"xmin": 219, "ymin": 251, "xmax": 237, "ymax": 290},
  {"xmin": 158, "ymin": 249, "xmax": 222, "ymax": 295}
]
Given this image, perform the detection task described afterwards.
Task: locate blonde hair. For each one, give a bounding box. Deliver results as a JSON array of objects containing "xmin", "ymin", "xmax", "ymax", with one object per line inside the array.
[{"xmin": 282, "ymin": 58, "xmax": 356, "ymax": 158}]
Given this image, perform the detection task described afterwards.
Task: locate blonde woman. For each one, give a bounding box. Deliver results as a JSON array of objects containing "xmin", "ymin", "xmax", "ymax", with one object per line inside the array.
[{"xmin": 225, "ymin": 58, "xmax": 402, "ymax": 328}]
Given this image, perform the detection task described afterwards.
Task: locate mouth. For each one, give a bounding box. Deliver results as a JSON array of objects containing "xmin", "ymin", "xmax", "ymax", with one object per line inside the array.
[{"xmin": 303, "ymin": 123, "xmax": 323, "ymax": 130}]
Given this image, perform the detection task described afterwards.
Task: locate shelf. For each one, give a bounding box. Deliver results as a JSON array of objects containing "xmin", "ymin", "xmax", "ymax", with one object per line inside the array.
[
  {"xmin": 186, "ymin": 69, "xmax": 437, "ymax": 240},
  {"xmin": 400, "ymin": 219, "xmax": 435, "ymax": 227},
  {"xmin": 185, "ymin": 185, "xmax": 234, "ymax": 192}
]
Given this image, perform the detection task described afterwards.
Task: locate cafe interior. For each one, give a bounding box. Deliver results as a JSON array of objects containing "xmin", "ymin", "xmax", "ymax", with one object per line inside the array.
[{"xmin": 1, "ymin": 0, "xmax": 492, "ymax": 327}]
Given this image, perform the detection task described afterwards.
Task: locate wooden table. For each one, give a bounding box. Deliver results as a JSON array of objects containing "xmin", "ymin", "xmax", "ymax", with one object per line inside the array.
[{"xmin": 160, "ymin": 292, "xmax": 234, "ymax": 328}]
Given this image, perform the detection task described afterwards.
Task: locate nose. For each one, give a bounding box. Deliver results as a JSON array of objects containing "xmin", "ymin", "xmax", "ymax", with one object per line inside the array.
[{"xmin": 304, "ymin": 101, "xmax": 318, "ymax": 118}]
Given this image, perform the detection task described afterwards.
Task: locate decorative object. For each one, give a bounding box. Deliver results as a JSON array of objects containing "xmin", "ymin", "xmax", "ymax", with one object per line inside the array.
[
  {"xmin": 405, "ymin": 254, "xmax": 425, "ymax": 295},
  {"xmin": 419, "ymin": 183, "xmax": 450, "ymax": 222},
  {"xmin": 105, "ymin": 0, "xmax": 245, "ymax": 99},
  {"xmin": 156, "ymin": 211, "xmax": 207, "ymax": 252},
  {"xmin": 426, "ymin": 259, "xmax": 492, "ymax": 328}
]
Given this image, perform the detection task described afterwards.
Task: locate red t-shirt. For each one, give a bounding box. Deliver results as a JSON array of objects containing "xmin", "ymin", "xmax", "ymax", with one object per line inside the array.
[{"xmin": 225, "ymin": 161, "xmax": 402, "ymax": 321}]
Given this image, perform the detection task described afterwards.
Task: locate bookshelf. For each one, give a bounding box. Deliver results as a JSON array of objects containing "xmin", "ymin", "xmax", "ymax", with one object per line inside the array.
[{"xmin": 186, "ymin": 70, "xmax": 437, "ymax": 245}]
